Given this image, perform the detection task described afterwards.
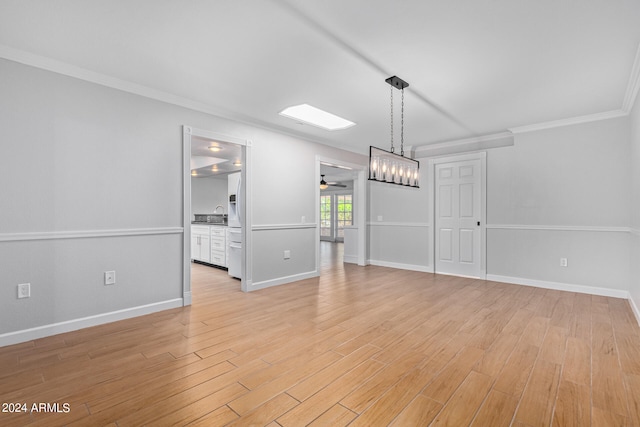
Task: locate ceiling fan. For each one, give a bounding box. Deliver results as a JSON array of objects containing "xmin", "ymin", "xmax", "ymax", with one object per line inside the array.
[{"xmin": 320, "ymin": 174, "xmax": 346, "ymax": 189}]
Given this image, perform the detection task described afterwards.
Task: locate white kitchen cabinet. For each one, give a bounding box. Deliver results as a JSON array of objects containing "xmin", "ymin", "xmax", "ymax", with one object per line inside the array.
[
  {"xmin": 210, "ymin": 226, "xmax": 227, "ymax": 267},
  {"xmin": 191, "ymin": 225, "xmax": 211, "ymax": 263}
]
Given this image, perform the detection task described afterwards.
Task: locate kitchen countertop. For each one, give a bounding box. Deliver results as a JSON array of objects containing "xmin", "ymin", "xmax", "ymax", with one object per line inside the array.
[{"xmin": 191, "ymin": 222, "xmax": 228, "ymax": 226}]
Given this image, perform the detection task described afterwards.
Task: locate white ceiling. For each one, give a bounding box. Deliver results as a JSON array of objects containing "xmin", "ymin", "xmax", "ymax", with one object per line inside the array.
[
  {"xmin": 1, "ymin": 0, "xmax": 639, "ymax": 155},
  {"xmin": 191, "ymin": 135, "xmax": 242, "ymax": 178},
  {"xmin": 320, "ymin": 163, "xmax": 356, "ymax": 185}
]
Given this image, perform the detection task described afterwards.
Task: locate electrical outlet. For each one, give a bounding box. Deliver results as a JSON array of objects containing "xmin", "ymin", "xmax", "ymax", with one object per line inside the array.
[
  {"xmin": 17, "ymin": 283, "xmax": 30, "ymax": 299},
  {"xmin": 284, "ymin": 250, "xmax": 291, "ymax": 260},
  {"xmin": 377, "ymin": 215, "xmax": 383, "ymax": 221},
  {"xmin": 301, "ymin": 216, "xmax": 306, "ymax": 223},
  {"xmin": 560, "ymin": 258, "xmax": 568, "ymax": 267},
  {"xmin": 105, "ymin": 271, "xmax": 116, "ymax": 285}
]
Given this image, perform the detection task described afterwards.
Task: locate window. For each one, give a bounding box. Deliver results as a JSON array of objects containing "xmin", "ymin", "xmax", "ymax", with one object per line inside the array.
[
  {"xmin": 320, "ymin": 193, "xmax": 353, "ymax": 241},
  {"xmin": 320, "ymin": 195, "xmax": 332, "ymax": 237},
  {"xmin": 336, "ymin": 194, "xmax": 353, "ymax": 239}
]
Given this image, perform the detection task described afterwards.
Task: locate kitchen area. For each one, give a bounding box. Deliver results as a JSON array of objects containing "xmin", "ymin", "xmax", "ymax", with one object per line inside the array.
[{"xmin": 191, "ymin": 135, "xmax": 243, "ymax": 280}]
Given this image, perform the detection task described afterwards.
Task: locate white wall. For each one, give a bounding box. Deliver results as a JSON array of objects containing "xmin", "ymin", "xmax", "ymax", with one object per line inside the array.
[
  {"xmin": 3, "ymin": 54, "xmax": 636, "ymax": 343},
  {"xmin": 249, "ymin": 132, "xmax": 366, "ymax": 287},
  {"xmin": 630, "ymin": 98, "xmax": 640, "ymax": 320},
  {"xmin": 0, "ymin": 60, "xmax": 190, "ymax": 341},
  {"xmin": 369, "ymin": 116, "xmax": 634, "ymax": 296},
  {"xmin": 0, "ymin": 58, "xmax": 367, "ymax": 344},
  {"xmin": 191, "ymin": 176, "xmax": 227, "ymax": 218},
  {"xmin": 367, "ymin": 168, "xmax": 431, "ymax": 271},
  {"xmin": 487, "ymin": 117, "xmax": 631, "ymax": 295}
]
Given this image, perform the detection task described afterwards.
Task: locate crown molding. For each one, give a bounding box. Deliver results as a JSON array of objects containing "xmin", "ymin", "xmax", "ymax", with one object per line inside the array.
[
  {"xmin": 415, "ymin": 131, "xmax": 513, "ymax": 150},
  {"xmin": 413, "ymin": 131, "xmax": 514, "ymax": 158},
  {"xmin": 0, "ymin": 44, "xmax": 239, "ymax": 119},
  {"xmin": 508, "ymin": 109, "xmax": 628, "ymax": 134},
  {"xmin": 507, "ymin": 41, "xmax": 640, "ymax": 134},
  {"xmin": 2, "ymin": 41, "xmax": 639, "ymax": 148},
  {"xmin": 623, "ymin": 42, "xmax": 640, "ymax": 113},
  {"xmin": 0, "ymin": 44, "xmax": 367, "ymax": 156}
]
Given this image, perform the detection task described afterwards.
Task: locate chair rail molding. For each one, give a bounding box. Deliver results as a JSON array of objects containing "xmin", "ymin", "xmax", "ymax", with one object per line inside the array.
[{"xmin": 0, "ymin": 227, "xmax": 183, "ymax": 242}]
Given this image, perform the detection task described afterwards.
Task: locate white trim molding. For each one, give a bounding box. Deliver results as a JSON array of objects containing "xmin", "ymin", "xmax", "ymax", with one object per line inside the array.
[
  {"xmin": 486, "ymin": 224, "xmax": 631, "ymax": 233},
  {"xmin": 486, "ymin": 274, "xmax": 628, "ymax": 299},
  {"xmin": 368, "ymin": 259, "xmax": 434, "ymax": 273},
  {"xmin": 343, "ymin": 255, "xmax": 358, "ymax": 264},
  {"xmin": 183, "ymin": 126, "xmax": 253, "ymax": 294},
  {"xmin": 252, "ymin": 223, "xmax": 318, "ymax": 231},
  {"xmin": 367, "ymin": 222, "xmax": 430, "ymax": 228},
  {"xmin": 0, "ymin": 227, "xmax": 183, "ymax": 243},
  {"xmin": 0, "ymin": 44, "xmax": 237, "ymax": 121},
  {"xmin": 183, "ymin": 291, "xmax": 192, "ymax": 306},
  {"xmin": 508, "ymin": 110, "xmax": 628, "ymax": 135},
  {"xmin": 0, "ymin": 45, "xmax": 361, "ymax": 158},
  {"xmin": 0, "ymin": 298, "xmax": 183, "ymax": 347},
  {"xmin": 249, "ymin": 270, "xmax": 319, "ymax": 291},
  {"xmin": 623, "ymin": 41, "xmax": 640, "ymax": 113},
  {"xmin": 629, "ymin": 294, "xmax": 640, "ymax": 327},
  {"xmin": 414, "ymin": 131, "xmax": 514, "ymax": 158},
  {"xmin": 316, "ymin": 154, "xmax": 368, "ymax": 268}
]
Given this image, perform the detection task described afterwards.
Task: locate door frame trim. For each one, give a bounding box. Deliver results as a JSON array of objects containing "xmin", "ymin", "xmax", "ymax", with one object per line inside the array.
[
  {"xmin": 315, "ymin": 156, "xmax": 367, "ymax": 268},
  {"xmin": 182, "ymin": 126, "xmax": 253, "ymax": 302},
  {"xmin": 427, "ymin": 152, "xmax": 487, "ymax": 279}
]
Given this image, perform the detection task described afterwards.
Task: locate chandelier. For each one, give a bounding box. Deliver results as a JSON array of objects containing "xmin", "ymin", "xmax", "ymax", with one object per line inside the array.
[{"xmin": 369, "ymin": 76, "xmax": 419, "ymax": 188}]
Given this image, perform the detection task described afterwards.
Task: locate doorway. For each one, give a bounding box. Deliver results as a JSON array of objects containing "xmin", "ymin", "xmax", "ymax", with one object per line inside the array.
[
  {"xmin": 182, "ymin": 126, "xmax": 252, "ymax": 305},
  {"xmin": 315, "ymin": 156, "xmax": 366, "ymax": 270},
  {"xmin": 320, "ymin": 192, "xmax": 354, "ymax": 242},
  {"xmin": 428, "ymin": 152, "xmax": 486, "ymax": 279}
]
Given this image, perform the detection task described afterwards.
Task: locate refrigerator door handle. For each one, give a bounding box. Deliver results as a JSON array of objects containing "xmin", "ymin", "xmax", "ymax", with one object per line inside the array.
[{"xmin": 236, "ymin": 175, "xmax": 242, "ymax": 223}]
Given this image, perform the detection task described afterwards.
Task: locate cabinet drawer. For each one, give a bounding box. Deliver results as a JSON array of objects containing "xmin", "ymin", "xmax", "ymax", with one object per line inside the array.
[
  {"xmin": 191, "ymin": 225, "xmax": 210, "ymax": 235},
  {"xmin": 210, "ymin": 226, "xmax": 226, "ymax": 237},
  {"xmin": 211, "ymin": 236, "xmax": 226, "ymax": 251},
  {"xmin": 210, "ymin": 250, "xmax": 226, "ymax": 266}
]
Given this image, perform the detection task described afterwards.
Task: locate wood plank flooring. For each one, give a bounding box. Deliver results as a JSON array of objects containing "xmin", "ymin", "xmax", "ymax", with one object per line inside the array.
[{"xmin": 1, "ymin": 242, "xmax": 640, "ymax": 426}]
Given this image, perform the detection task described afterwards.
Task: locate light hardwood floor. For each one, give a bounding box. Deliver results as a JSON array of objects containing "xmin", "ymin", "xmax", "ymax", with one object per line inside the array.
[{"xmin": 1, "ymin": 242, "xmax": 640, "ymax": 426}]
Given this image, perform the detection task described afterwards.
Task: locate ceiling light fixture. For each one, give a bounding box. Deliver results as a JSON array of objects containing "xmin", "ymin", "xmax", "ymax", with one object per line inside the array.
[
  {"xmin": 279, "ymin": 104, "xmax": 355, "ymax": 131},
  {"xmin": 369, "ymin": 76, "xmax": 419, "ymax": 188},
  {"xmin": 319, "ymin": 175, "xmax": 329, "ymax": 190}
]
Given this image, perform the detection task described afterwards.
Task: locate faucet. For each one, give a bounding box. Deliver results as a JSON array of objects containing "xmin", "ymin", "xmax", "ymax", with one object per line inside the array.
[{"xmin": 214, "ymin": 205, "xmax": 225, "ymax": 214}]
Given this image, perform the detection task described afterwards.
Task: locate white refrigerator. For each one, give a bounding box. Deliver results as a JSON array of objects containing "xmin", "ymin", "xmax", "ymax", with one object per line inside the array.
[{"xmin": 227, "ymin": 172, "xmax": 241, "ymax": 279}]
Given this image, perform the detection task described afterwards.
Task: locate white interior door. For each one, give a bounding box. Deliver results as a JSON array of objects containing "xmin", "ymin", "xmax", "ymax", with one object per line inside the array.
[{"xmin": 435, "ymin": 159, "xmax": 481, "ymax": 277}]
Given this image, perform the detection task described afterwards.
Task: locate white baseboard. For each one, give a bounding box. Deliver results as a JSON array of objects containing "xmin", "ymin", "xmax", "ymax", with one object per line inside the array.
[
  {"xmin": 183, "ymin": 291, "xmax": 192, "ymax": 306},
  {"xmin": 0, "ymin": 298, "xmax": 183, "ymax": 348},
  {"xmin": 343, "ymin": 255, "xmax": 358, "ymax": 264},
  {"xmin": 368, "ymin": 259, "xmax": 434, "ymax": 273},
  {"xmin": 249, "ymin": 270, "xmax": 319, "ymax": 291},
  {"xmin": 629, "ymin": 293, "xmax": 640, "ymax": 327},
  {"xmin": 486, "ymin": 274, "xmax": 628, "ymax": 299}
]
